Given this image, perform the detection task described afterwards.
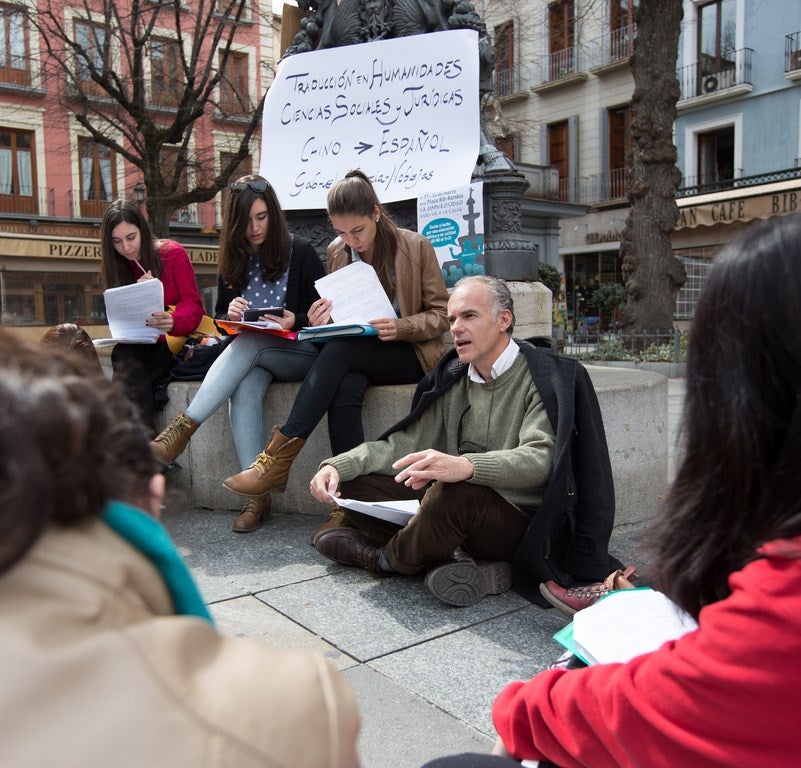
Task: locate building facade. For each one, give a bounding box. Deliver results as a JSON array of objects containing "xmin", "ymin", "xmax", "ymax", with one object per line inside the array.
[
  {"xmin": 482, "ymin": 0, "xmax": 637, "ymax": 332},
  {"xmin": 482, "ymin": 0, "xmax": 801, "ymax": 329},
  {"xmin": 0, "ymin": 0, "xmax": 275, "ymax": 338},
  {"xmin": 672, "ymin": 0, "xmax": 801, "ymax": 321}
]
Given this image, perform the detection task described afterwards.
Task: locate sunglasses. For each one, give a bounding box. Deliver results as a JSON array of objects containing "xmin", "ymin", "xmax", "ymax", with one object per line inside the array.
[
  {"xmin": 457, "ymin": 404, "xmax": 488, "ymax": 455},
  {"xmin": 229, "ymin": 178, "xmax": 271, "ymax": 193}
]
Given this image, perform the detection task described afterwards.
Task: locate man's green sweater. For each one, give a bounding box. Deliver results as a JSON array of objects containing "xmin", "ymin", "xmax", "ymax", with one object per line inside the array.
[{"xmin": 325, "ymin": 354, "xmax": 555, "ymax": 510}]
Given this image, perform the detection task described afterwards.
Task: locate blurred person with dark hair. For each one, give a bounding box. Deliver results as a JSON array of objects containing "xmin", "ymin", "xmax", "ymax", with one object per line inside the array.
[
  {"xmin": 0, "ymin": 331, "xmax": 360, "ymax": 768},
  {"xmin": 40, "ymin": 322, "xmax": 103, "ymax": 373}
]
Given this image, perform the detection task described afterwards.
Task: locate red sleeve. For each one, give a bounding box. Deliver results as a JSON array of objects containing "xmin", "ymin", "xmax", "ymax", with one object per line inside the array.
[
  {"xmin": 492, "ymin": 553, "xmax": 801, "ymax": 768},
  {"xmin": 158, "ymin": 241, "xmax": 204, "ymax": 337}
]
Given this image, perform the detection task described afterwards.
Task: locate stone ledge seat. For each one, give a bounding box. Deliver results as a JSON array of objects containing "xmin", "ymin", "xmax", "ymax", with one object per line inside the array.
[{"xmin": 157, "ymin": 365, "xmax": 667, "ymax": 531}]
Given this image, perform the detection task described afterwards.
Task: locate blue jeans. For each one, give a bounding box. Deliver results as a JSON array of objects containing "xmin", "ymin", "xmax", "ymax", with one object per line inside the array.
[{"xmin": 185, "ymin": 330, "xmax": 320, "ymax": 468}]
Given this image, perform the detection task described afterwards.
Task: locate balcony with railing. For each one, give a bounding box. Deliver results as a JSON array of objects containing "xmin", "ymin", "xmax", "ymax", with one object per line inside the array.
[
  {"xmin": 677, "ymin": 165, "xmax": 801, "ymax": 198},
  {"xmin": 493, "ymin": 66, "xmax": 528, "ymax": 101},
  {"xmin": 0, "ymin": 63, "xmax": 32, "ymax": 89},
  {"xmin": 530, "ymin": 46, "xmax": 588, "ymax": 93},
  {"xmin": 786, "ymin": 32, "xmax": 801, "ymax": 79},
  {"xmin": 588, "ymin": 24, "xmax": 637, "ymax": 74},
  {"xmin": 677, "ymin": 48, "xmax": 753, "ymax": 103},
  {"xmin": 532, "ymin": 168, "xmax": 632, "ymax": 206},
  {"xmin": 66, "ymin": 190, "xmax": 113, "ymax": 220},
  {"xmin": 0, "ymin": 185, "xmax": 53, "ymax": 216}
]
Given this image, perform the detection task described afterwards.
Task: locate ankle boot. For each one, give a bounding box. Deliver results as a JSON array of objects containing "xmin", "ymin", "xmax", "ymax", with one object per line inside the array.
[
  {"xmin": 223, "ymin": 426, "xmax": 306, "ymax": 496},
  {"xmin": 151, "ymin": 411, "xmax": 200, "ymax": 464},
  {"xmin": 232, "ymin": 494, "xmax": 271, "ymax": 533}
]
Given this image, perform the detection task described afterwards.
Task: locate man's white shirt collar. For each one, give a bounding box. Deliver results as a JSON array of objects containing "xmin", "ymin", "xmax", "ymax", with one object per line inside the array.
[{"xmin": 467, "ymin": 338, "xmax": 520, "ymax": 383}]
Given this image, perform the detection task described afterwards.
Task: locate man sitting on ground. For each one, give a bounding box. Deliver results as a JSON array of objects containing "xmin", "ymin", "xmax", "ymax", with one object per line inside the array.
[{"xmin": 309, "ymin": 275, "xmax": 622, "ymax": 607}]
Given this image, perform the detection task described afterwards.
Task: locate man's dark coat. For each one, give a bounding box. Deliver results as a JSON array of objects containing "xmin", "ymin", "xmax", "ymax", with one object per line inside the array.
[{"xmin": 381, "ymin": 338, "xmax": 621, "ymax": 607}]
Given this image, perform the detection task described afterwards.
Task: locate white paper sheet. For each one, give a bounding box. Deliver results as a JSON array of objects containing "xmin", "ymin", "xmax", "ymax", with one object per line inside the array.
[
  {"xmin": 93, "ymin": 279, "xmax": 164, "ymax": 346},
  {"xmin": 572, "ymin": 588, "xmax": 698, "ymax": 665},
  {"xmin": 332, "ymin": 494, "xmax": 418, "ymax": 527},
  {"xmin": 314, "ymin": 261, "xmax": 397, "ymax": 324}
]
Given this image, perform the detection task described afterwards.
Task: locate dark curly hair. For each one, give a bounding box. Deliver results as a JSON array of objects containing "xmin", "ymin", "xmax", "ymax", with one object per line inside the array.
[{"xmin": 0, "ymin": 331, "xmax": 159, "ymax": 576}]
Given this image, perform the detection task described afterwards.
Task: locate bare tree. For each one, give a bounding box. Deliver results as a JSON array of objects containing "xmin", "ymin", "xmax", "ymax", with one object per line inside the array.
[
  {"xmin": 620, "ymin": 0, "xmax": 686, "ymax": 334},
  {"xmin": 480, "ymin": 0, "xmax": 686, "ymax": 333},
  {"xmin": 28, "ymin": 0, "xmax": 268, "ymax": 235}
]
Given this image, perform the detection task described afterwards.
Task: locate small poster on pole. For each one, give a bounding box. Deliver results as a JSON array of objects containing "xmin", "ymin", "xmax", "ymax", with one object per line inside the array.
[{"xmin": 417, "ymin": 182, "xmax": 484, "ymax": 288}]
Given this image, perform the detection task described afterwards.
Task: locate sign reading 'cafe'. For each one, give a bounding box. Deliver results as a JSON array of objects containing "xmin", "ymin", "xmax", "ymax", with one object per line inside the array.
[{"xmin": 676, "ymin": 188, "xmax": 799, "ymax": 229}]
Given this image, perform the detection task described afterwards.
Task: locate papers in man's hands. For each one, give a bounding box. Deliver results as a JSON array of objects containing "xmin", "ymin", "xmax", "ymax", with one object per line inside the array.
[
  {"xmin": 554, "ymin": 588, "xmax": 698, "ymax": 666},
  {"xmin": 314, "ymin": 261, "xmax": 398, "ymax": 324},
  {"xmin": 93, "ymin": 279, "xmax": 164, "ymax": 347},
  {"xmin": 332, "ymin": 495, "xmax": 419, "ymax": 526}
]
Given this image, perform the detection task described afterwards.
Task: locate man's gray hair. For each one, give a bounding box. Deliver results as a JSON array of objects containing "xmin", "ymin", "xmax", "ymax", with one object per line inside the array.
[{"xmin": 454, "ymin": 275, "xmax": 516, "ymax": 334}]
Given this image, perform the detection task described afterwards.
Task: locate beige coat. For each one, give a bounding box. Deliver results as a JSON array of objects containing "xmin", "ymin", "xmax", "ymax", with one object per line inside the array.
[
  {"xmin": 0, "ymin": 519, "xmax": 360, "ymax": 768},
  {"xmin": 327, "ymin": 227, "xmax": 449, "ymax": 373}
]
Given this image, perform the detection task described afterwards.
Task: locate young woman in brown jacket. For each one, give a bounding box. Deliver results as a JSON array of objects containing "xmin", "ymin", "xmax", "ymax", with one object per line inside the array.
[{"xmin": 222, "ymin": 170, "xmax": 449, "ymax": 526}]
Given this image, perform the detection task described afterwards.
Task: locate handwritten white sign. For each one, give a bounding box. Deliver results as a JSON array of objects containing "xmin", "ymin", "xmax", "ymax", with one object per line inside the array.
[{"xmin": 260, "ymin": 29, "xmax": 480, "ymax": 209}]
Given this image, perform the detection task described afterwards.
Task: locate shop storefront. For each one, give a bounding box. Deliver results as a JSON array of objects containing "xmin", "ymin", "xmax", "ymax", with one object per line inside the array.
[
  {"xmin": 559, "ymin": 212, "xmax": 627, "ymax": 334},
  {"xmin": 673, "ymin": 177, "xmax": 801, "ymax": 322},
  {"xmin": 557, "ymin": 177, "xmax": 801, "ymax": 332},
  {"xmin": 0, "ymin": 221, "xmax": 219, "ymax": 340}
]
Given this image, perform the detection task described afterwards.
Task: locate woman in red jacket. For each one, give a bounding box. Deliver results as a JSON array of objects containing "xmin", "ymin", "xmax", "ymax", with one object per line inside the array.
[
  {"xmin": 100, "ymin": 199, "xmax": 204, "ymax": 435},
  {"xmin": 425, "ymin": 213, "xmax": 801, "ymax": 768}
]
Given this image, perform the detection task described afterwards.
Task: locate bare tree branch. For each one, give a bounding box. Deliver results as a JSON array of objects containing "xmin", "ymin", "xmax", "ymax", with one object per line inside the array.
[{"xmin": 25, "ymin": 0, "xmax": 263, "ymax": 235}]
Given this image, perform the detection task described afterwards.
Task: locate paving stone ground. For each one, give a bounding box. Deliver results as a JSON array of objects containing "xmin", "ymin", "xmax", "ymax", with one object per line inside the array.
[{"xmin": 161, "ymin": 378, "xmax": 684, "ymax": 768}]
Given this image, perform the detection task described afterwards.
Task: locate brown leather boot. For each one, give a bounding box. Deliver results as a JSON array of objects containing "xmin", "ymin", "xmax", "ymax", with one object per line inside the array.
[
  {"xmin": 151, "ymin": 411, "xmax": 200, "ymax": 464},
  {"xmin": 232, "ymin": 494, "xmax": 271, "ymax": 533},
  {"xmin": 313, "ymin": 528, "xmax": 382, "ymax": 574},
  {"xmin": 222, "ymin": 426, "xmax": 306, "ymax": 496}
]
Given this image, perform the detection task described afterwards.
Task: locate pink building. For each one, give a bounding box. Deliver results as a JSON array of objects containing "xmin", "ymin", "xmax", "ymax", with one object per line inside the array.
[{"xmin": 0, "ymin": 0, "xmax": 276, "ymax": 334}]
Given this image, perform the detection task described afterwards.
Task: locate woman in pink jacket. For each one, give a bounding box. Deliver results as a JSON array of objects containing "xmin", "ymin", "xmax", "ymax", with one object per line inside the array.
[{"xmin": 425, "ymin": 213, "xmax": 801, "ymax": 768}]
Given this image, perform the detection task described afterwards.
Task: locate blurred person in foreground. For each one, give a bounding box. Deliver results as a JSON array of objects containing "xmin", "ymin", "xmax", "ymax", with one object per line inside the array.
[
  {"xmin": 40, "ymin": 322, "xmax": 103, "ymax": 373},
  {"xmin": 425, "ymin": 214, "xmax": 801, "ymax": 767},
  {"xmin": 0, "ymin": 331, "xmax": 360, "ymax": 768}
]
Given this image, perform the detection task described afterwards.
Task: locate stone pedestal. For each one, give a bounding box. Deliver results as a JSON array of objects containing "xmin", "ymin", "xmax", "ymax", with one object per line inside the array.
[
  {"xmin": 482, "ymin": 171, "xmax": 539, "ymax": 281},
  {"xmin": 508, "ymin": 280, "xmax": 552, "ymax": 340}
]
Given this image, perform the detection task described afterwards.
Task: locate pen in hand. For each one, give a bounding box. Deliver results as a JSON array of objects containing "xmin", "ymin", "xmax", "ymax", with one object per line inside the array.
[{"xmin": 133, "ymin": 259, "xmax": 148, "ymax": 276}]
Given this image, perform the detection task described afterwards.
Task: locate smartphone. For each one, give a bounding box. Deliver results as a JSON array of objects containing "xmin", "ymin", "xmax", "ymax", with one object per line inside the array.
[{"xmin": 243, "ymin": 307, "xmax": 285, "ymax": 321}]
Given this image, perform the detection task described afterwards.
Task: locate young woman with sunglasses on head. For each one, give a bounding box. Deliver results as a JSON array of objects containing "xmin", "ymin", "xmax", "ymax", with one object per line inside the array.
[
  {"xmin": 100, "ymin": 199, "xmax": 204, "ymax": 435},
  {"xmin": 221, "ymin": 170, "xmax": 450, "ymax": 541},
  {"xmin": 151, "ymin": 174, "xmax": 325, "ymax": 532}
]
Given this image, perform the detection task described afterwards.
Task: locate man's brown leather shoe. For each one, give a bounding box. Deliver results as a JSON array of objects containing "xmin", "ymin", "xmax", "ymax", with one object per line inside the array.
[
  {"xmin": 425, "ymin": 557, "xmax": 512, "ymax": 607},
  {"xmin": 309, "ymin": 507, "xmax": 353, "ymax": 545},
  {"xmin": 313, "ymin": 528, "xmax": 382, "ymax": 574}
]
